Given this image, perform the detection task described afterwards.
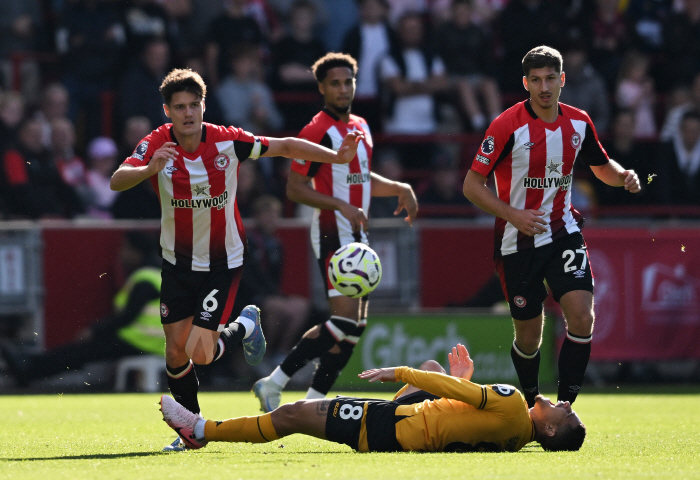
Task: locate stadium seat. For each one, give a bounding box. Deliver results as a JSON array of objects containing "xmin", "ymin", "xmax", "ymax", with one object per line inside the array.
[{"xmin": 114, "ymin": 355, "xmax": 166, "ymax": 393}]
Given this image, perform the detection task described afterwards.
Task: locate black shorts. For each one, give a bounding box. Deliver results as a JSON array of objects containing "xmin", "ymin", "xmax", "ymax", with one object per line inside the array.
[
  {"xmin": 159, "ymin": 260, "xmax": 243, "ymax": 332},
  {"xmin": 495, "ymin": 232, "xmax": 594, "ymax": 321},
  {"xmin": 325, "ymin": 392, "xmax": 438, "ymax": 452}
]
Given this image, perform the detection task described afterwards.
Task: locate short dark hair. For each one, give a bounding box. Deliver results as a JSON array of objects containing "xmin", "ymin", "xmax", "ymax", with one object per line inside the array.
[
  {"xmin": 311, "ymin": 52, "xmax": 358, "ymax": 83},
  {"xmin": 159, "ymin": 68, "xmax": 207, "ymax": 105},
  {"xmin": 522, "ymin": 45, "xmax": 563, "ymax": 77},
  {"xmin": 539, "ymin": 422, "xmax": 587, "ymax": 452}
]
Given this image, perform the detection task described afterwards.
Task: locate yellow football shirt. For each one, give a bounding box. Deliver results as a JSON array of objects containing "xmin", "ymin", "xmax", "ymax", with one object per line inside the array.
[{"xmin": 392, "ymin": 367, "xmax": 535, "ymax": 452}]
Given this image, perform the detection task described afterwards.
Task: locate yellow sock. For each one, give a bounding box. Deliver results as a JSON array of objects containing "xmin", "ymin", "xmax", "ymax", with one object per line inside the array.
[{"xmin": 204, "ymin": 413, "xmax": 280, "ymax": 443}]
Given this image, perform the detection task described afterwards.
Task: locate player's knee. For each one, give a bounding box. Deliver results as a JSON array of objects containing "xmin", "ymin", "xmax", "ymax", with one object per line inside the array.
[
  {"xmin": 566, "ymin": 312, "xmax": 595, "ymax": 337},
  {"xmin": 185, "ymin": 344, "xmax": 213, "ymax": 365},
  {"xmin": 418, "ymin": 359, "xmax": 445, "ymax": 374}
]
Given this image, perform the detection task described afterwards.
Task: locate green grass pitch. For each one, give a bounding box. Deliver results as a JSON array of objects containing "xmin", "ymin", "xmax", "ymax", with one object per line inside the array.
[{"xmin": 2, "ymin": 389, "xmax": 699, "ymax": 480}]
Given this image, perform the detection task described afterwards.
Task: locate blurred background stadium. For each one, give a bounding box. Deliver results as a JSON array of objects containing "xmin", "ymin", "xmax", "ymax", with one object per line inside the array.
[{"xmin": 1, "ymin": 0, "xmax": 699, "ymax": 393}]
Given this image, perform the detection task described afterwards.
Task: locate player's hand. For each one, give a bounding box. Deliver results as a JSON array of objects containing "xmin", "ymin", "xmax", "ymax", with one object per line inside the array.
[
  {"xmin": 339, "ymin": 203, "xmax": 369, "ymax": 233},
  {"xmin": 448, "ymin": 344, "xmax": 474, "ymax": 381},
  {"xmin": 619, "ymin": 169, "xmax": 641, "ymax": 193},
  {"xmin": 148, "ymin": 142, "xmax": 178, "ymax": 174},
  {"xmin": 395, "ymin": 183, "xmax": 418, "ymax": 226},
  {"xmin": 336, "ymin": 131, "xmax": 364, "ymax": 164},
  {"xmin": 359, "ymin": 367, "xmax": 397, "ymax": 383},
  {"xmin": 507, "ymin": 208, "xmax": 547, "ymax": 236}
]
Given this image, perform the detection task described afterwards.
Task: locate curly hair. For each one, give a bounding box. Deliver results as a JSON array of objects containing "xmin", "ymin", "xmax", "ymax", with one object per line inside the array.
[
  {"xmin": 311, "ymin": 52, "xmax": 358, "ymax": 83},
  {"xmin": 159, "ymin": 68, "xmax": 207, "ymax": 105}
]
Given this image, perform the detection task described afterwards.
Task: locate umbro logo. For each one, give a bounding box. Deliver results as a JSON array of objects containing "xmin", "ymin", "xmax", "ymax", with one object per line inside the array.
[
  {"xmin": 573, "ymin": 270, "xmax": 586, "ymax": 278},
  {"xmin": 166, "ymin": 166, "xmax": 178, "ymax": 175},
  {"xmin": 524, "ymin": 142, "xmax": 535, "ymax": 149},
  {"xmin": 200, "ymin": 311, "xmax": 212, "ymax": 321}
]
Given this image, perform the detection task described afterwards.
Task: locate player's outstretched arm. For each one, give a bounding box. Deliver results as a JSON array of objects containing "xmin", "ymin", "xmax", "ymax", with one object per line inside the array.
[
  {"xmin": 463, "ymin": 169, "xmax": 547, "ymax": 236},
  {"xmin": 110, "ymin": 142, "xmax": 176, "ymax": 191},
  {"xmin": 370, "ymin": 172, "xmax": 418, "ymax": 226},
  {"xmin": 264, "ymin": 131, "xmax": 363, "ymax": 164},
  {"xmin": 448, "ymin": 344, "xmax": 474, "ymax": 381},
  {"xmin": 590, "ymin": 159, "xmax": 641, "ymax": 192}
]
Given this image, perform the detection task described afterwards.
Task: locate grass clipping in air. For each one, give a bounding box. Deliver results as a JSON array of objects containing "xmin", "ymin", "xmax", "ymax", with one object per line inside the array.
[{"xmin": 2, "ymin": 390, "xmax": 700, "ymax": 480}]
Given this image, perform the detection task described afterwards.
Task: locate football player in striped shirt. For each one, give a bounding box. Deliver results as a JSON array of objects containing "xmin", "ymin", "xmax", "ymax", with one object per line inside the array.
[
  {"xmin": 110, "ymin": 68, "xmax": 363, "ymax": 450},
  {"xmin": 463, "ymin": 46, "xmax": 641, "ymax": 408},
  {"xmin": 253, "ymin": 53, "xmax": 418, "ymax": 412},
  {"xmin": 161, "ymin": 344, "xmax": 586, "ymax": 453}
]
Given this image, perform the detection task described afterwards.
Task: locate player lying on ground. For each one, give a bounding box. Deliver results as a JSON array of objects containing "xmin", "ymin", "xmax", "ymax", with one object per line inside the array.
[{"xmin": 160, "ymin": 344, "xmax": 585, "ymax": 452}]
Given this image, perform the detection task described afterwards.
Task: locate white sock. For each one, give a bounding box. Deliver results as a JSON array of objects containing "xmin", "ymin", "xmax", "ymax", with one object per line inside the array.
[
  {"xmin": 269, "ymin": 366, "xmax": 290, "ymax": 388},
  {"xmin": 236, "ymin": 316, "xmax": 256, "ymax": 339},
  {"xmin": 306, "ymin": 387, "xmax": 326, "ymax": 400},
  {"xmin": 194, "ymin": 418, "xmax": 206, "ymax": 440}
]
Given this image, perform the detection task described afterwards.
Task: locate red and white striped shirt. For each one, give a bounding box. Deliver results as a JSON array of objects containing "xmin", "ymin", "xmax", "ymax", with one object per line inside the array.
[
  {"xmin": 123, "ymin": 123, "xmax": 269, "ymax": 271},
  {"xmin": 291, "ymin": 109, "xmax": 373, "ymax": 259},
  {"xmin": 470, "ymin": 100, "xmax": 609, "ymax": 257}
]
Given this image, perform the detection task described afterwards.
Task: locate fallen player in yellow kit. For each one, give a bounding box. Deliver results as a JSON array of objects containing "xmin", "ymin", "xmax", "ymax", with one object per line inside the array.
[{"xmin": 160, "ymin": 344, "xmax": 586, "ymax": 452}]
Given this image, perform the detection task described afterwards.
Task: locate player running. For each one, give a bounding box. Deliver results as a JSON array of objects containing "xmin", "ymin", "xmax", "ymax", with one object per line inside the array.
[
  {"xmin": 462, "ymin": 46, "xmax": 641, "ymax": 408},
  {"xmin": 110, "ymin": 68, "xmax": 363, "ymax": 450},
  {"xmin": 252, "ymin": 52, "xmax": 418, "ymax": 412},
  {"xmin": 161, "ymin": 344, "xmax": 586, "ymax": 453}
]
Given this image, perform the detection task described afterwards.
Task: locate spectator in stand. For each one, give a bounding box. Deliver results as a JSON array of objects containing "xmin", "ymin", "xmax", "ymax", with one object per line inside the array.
[
  {"xmin": 660, "ymin": 72, "xmax": 700, "ymax": 142},
  {"xmin": 558, "ymin": 40, "xmax": 610, "ymax": 134},
  {"xmin": 417, "ymin": 151, "xmax": 473, "ymax": 214},
  {"xmin": 120, "ymin": 0, "xmax": 173, "ymax": 63},
  {"xmin": 236, "ymin": 157, "xmax": 267, "ymax": 218},
  {"xmin": 626, "ymin": 0, "xmax": 671, "ymax": 55},
  {"xmin": 112, "ymin": 116, "xmax": 161, "ymax": 220},
  {"xmin": 86, "ymin": 137, "xmax": 120, "ymax": 218},
  {"xmin": 1, "ymin": 118, "xmax": 84, "ymax": 219},
  {"xmin": 341, "ymin": 0, "xmax": 396, "ymax": 130},
  {"xmin": 0, "ymin": 91, "xmax": 25, "ymax": 154},
  {"xmin": 49, "ymin": 117, "xmax": 91, "ymax": 207},
  {"xmin": 597, "ymin": 109, "xmax": 655, "ymax": 206},
  {"xmin": 615, "ymin": 50, "xmax": 656, "ymax": 138},
  {"xmin": 386, "ymin": 0, "xmax": 428, "ymax": 25},
  {"xmin": 498, "ymin": 0, "xmax": 569, "ymax": 92},
  {"xmin": 0, "ymin": 0, "xmax": 43, "ymax": 104},
  {"xmin": 369, "ymin": 148, "xmax": 405, "ymax": 219},
  {"xmin": 662, "ymin": 0, "xmax": 700, "ymax": 87},
  {"xmin": 271, "ymin": 0, "xmax": 326, "ymax": 130},
  {"xmin": 380, "ymin": 12, "xmax": 449, "ymax": 168},
  {"xmin": 218, "ymin": 48, "xmax": 283, "ymax": 133},
  {"xmin": 116, "ymin": 38, "xmax": 171, "ymax": 135},
  {"xmin": 656, "ymin": 110, "xmax": 700, "ymax": 205},
  {"xmin": 436, "ymin": 0, "xmax": 501, "ymax": 131},
  {"xmin": 34, "ymin": 83, "xmax": 70, "ymax": 149},
  {"xmin": 589, "ymin": 0, "xmax": 630, "ymax": 92},
  {"xmin": 233, "ymin": 195, "xmax": 312, "ymax": 366},
  {"xmin": 204, "ymin": 0, "xmax": 266, "ymax": 88}
]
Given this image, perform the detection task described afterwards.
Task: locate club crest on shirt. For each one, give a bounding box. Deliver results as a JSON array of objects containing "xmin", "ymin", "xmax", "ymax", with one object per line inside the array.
[
  {"xmin": 214, "ymin": 154, "xmax": 230, "ymax": 171},
  {"xmin": 131, "ymin": 140, "xmax": 149, "ymax": 161},
  {"xmin": 480, "ymin": 136, "xmax": 495, "ymax": 155},
  {"xmin": 570, "ymin": 132, "xmax": 582, "ymax": 149}
]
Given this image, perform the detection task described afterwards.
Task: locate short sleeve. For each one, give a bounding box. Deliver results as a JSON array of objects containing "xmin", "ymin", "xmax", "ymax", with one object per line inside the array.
[
  {"xmin": 470, "ymin": 119, "xmax": 515, "ymax": 177},
  {"xmin": 230, "ymin": 127, "xmax": 270, "ymax": 161},
  {"xmin": 578, "ymin": 122, "xmax": 609, "ymax": 167},
  {"xmin": 290, "ymin": 125, "xmax": 332, "ymax": 178},
  {"xmin": 123, "ymin": 134, "xmax": 158, "ymax": 167}
]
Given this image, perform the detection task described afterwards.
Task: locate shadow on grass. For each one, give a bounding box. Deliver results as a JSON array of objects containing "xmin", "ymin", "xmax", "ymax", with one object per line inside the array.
[{"xmin": 1, "ymin": 452, "xmax": 161, "ymax": 461}]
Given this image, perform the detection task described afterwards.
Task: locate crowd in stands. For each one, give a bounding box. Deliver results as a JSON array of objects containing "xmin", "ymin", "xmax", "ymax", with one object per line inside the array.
[{"xmin": 2, "ymin": 0, "xmax": 700, "ymax": 222}]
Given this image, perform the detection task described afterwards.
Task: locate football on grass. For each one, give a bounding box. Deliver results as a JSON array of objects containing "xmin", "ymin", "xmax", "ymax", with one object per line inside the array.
[{"xmin": 328, "ymin": 243, "xmax": 382, "ymax": 298}]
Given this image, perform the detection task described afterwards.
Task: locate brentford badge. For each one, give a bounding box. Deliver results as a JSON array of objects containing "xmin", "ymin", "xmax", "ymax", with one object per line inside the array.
[
  {"xmin": 160, "ymin": 303, "xmax": 169, "ymax": 317},
  {"xmin": 570, "ymin": 132, "xmax": 582, "ymax": 149},
  {"xmin": 214, "ymin": 154, "xmax": 230, "ymax": 171},
  {"xmin": 514, "ymin": 296, "xmax": 527, "ymax": 308}
]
